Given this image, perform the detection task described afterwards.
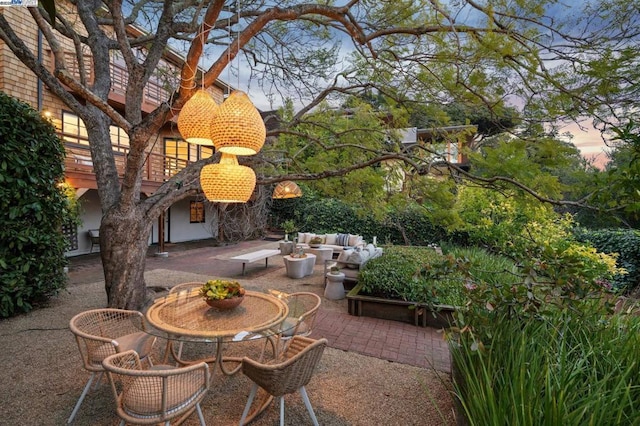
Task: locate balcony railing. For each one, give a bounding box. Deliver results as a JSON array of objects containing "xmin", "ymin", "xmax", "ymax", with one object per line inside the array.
[
  {"xmin": 63, "ymin": 136, "xmax": 190, "ymax": 187},
  {"xmin": 54, "ymin": 50, "xmax": 174, "ymax": 108}
]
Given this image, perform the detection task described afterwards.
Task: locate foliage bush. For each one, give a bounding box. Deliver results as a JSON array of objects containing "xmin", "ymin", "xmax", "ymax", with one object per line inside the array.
[
  {"xmin": 449, "ymin": 309, "xmax": 640, "ymax": 425},
  {"xmin": 359, "ymin": 245, "xmax": 516, "ymax": 307},
  {"xmin": 574, "ymin": 228, "xmax": 640, "ymax": 293},
  {"xmin": 0, "ymin": 93, "xmax": 73, "ymax": 317},
  {"xmin": 454, "ymin": 185, "xmax": 620, "ymax": 296},
  {"xmin": 271, "ymin": 195, "xmax": 453, "ymax": 246}
]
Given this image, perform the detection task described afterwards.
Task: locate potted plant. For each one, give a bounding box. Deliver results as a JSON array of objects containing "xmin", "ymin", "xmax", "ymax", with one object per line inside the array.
[
  {"xmin": 282, "ymin": 219, "xmax": 296, "ymax": 241},
  {"xmin": 329, "ymin": 265, "xmax": 341, "ymax": 275},
  {"xmin": 199, "ymin": 279, "xmax": 246, "ymax": 310},
  {"xmin": 309, "ymin": 236, "xmax": 323, "ymax": 248}
]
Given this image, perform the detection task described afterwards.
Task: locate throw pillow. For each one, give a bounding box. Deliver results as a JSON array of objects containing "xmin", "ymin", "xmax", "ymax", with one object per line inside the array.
[
  {"xmin": 371, "ymin": 247, "xmax": 383, "ymax": 259},
  {"xmin": 325, "ymin": 233, "xmax": 337, "ymax": 245},
  {"xmin": 297, "ymin": 232, "xmax": 308, "ymax": 243},
  {"xmin": 345, "ymin": 251, "xmax": 361, "ymax": 268},
  {"xmin": 348, "ymin": 234, "xmax": 363, "ymax": 246},
  {"xmin": 336, "ymin": 248, "xmax": 353, "ymax": 268},
  {"xmin": 336, "ymin": 233, "xmax": 350, "ymax": 246},
  {"xmin": 347, "ymin": 249, "xmax": 370, "ymax": 268}
]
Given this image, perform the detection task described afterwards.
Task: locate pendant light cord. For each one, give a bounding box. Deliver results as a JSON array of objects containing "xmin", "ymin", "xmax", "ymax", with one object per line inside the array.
[
  {"xmin": 237, "ymin": 0, "xmax": 241, "ymax": 89},
  {"xmin": 227, "ymin": 7, "xmax": 231, "ymax": 96}
]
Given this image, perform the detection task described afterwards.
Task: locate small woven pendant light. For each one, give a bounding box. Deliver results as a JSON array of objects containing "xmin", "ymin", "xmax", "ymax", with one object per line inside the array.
[
  {"xmin": 210, "ymin": 91, "xmax": 265, "ymax": 155},
  {"xmin": 200, "ymin": 153, "xmax": 256, "ymax": 203},
  {"xmin": 272, "ymin": 180, "xmax": 303, "ymax": 199},
  {"xmin": 178, "ymin": 89, "xmax": 218, "ymax": 145}
]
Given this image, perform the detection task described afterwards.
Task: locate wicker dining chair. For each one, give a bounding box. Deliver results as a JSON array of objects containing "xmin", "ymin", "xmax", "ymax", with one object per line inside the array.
[
  {"xmin": 280, "ymin": 292, "xmax": 321, "ymax": 342},
  {"xmin": 164, "ymin": 282, "xmax": 205, "ymax": 364},
  {"xmin": 68, "ymin": 309, "xmax": 156, "ymax": 424},
  {"xmin": 239, "ymin": 336, "xmax": 328, "ymax": 426},
  {"xmin": 259, "ymin": 292, "xmax": 321, "ymax": 361},
  {"xmin": 102, "ymin": 350, "xmax": 210, "ymax": 426}
]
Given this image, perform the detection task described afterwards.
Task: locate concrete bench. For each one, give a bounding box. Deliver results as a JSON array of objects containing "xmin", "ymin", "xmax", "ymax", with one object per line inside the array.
[{"xmin": 229, "ymin": 249, "xmax": 281, "ymax": 275}]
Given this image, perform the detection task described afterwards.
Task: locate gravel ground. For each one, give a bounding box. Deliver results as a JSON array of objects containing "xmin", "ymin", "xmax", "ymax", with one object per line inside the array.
[{"xmin": 0, "ymin": 253, "xmax": 456, "ymax": 425}]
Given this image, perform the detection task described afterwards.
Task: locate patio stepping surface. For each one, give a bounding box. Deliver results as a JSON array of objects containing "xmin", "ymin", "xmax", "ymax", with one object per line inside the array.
[{"xmin": 68, "ymin": 238, "xmax": 451, "ymax": 373}]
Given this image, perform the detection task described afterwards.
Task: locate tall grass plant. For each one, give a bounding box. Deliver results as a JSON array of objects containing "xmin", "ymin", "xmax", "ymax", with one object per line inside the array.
[{"xmin": 449, "ymin": 309, "xmax": 640, "ymax": 425}]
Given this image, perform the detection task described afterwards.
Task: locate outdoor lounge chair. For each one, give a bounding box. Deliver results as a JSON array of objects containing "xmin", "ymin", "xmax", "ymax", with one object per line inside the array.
[
  {"xmin": 67, "ymin": 308, "xmax": 156, "ymax": 424},
  {"xmin": 239, "ymin": 336, "xmax": 328, "ymax": 426},
  {"xmin": 102, "ymin": 350, "xmax": 210, "ymax": 425}
]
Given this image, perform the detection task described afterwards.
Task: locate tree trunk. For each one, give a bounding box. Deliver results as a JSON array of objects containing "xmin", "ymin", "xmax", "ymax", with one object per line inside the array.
[{"xmin": 100, "ymin": 206, "xmax": 152, "ymax": 310}]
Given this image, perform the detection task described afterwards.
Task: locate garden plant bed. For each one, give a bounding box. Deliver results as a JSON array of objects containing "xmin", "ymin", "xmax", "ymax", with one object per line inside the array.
[{"xmin": 346, "ymin": 283, "xmax": 455, "ymax": 328}]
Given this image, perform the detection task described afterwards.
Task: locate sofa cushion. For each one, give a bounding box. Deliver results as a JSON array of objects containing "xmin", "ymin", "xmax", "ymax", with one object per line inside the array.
[
  {"xmin": 336, "ymin": 233, "xmax": 350, "ymax": 246},
  {"xmin": 324, "ymin": 233, "xmax": 337, "ymax": 245},
  {"xmin": 342, "ymin": 268, "xmax": 359, "ymax": 280}
]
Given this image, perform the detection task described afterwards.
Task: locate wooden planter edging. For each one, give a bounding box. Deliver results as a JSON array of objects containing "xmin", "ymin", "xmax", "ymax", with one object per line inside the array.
[{"xmin": 346, "ymin": 283, "xmax": 456, "ymax": 328}]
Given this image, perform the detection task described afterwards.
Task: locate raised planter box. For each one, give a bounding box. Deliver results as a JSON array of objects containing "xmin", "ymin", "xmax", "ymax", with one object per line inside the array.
[{"xmin": 346, "ymin": 283, "xmax": 455, "ymax": 328}]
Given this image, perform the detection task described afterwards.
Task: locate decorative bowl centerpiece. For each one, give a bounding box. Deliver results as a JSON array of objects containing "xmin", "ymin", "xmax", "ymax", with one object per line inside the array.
[
  {"xmin": 200, "ymin": 279, "xmax": 245, "ymax": 310},
  {"xmin": 308, "ymin": 236, "xmax": 323, "ymax": 248}
]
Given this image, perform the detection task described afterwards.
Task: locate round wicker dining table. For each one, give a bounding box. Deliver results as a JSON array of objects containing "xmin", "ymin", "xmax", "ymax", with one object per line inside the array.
[{"xmin": 146, "ymin": 289, "xmax": 289, "ymax": 375}]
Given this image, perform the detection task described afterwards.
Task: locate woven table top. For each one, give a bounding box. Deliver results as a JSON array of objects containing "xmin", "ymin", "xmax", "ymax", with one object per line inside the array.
[{"xmin": 146, "ymin": 290, "xmax": 289, "ymax": 341}]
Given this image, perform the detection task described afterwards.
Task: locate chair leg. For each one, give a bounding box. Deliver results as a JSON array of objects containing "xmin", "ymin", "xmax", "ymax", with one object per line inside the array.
[
  {"xmin": 299, "ymin": 386, "xmax": 319, "ymax": 426},
  {"xmin": 67, "ymin": 372, "xmax": 98, "ymax": 424},
  {"xmin": 279, "ymin": 396, "xmax": 285, "ymax": 426},
  {"xmin": 196, "ymin": 402, "xmax": 206, "ymax": 426},
  {"xmin": 239, "ymin": 383, "xmax": 258, "ymax": 426}
]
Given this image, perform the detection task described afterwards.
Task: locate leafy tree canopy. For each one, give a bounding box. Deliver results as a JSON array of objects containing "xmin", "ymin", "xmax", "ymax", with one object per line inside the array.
[{"xmin": 1, "ymin": 0, "xmax": 638, "ymax": 309}]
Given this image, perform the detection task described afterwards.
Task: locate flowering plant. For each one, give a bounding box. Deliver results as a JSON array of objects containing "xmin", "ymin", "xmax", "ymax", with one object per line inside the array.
[{"xmin": 199, "ymin": 279, "xmax": 245, "ymax": 301}]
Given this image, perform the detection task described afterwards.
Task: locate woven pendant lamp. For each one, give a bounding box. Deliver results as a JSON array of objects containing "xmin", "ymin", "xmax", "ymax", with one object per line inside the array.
[
  {"xmin": 200, "ymin": 153, "xmax": 256, "ymax": 203},
  {"xmin": 210, "ymin": 91, "xmax": 265, "ymax": 156},
  {"xmin": 178, "ymin": 90, "xmax": 218, "ymax": 145},
  {"xmin": 272, "ymin": 180, "xmax": 303, "ymax": 199}
]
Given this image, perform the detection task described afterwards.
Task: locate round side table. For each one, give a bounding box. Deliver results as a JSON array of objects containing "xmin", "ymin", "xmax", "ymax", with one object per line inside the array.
[{"xmin": 324, "ymin": 272, "xmax": 345, "ymax": 300}]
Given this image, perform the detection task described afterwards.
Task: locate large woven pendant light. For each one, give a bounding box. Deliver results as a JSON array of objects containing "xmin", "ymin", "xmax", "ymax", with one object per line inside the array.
[
  {"xmin": 200, "ymin": 153, "xmax": 256, "ymax": 203},
  {"xmin": 210, "ymin": 91, "xmax": 265, "ymax": 155},
  {"xmin": 272, "ymin": 180, "xmax": 303, "ymax": 199},
  {"xmin": 178, "ymin": 89, "xmax": 218, "ymax": 145}
]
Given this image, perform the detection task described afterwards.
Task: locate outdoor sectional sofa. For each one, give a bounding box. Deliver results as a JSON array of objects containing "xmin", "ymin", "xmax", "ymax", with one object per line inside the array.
[
  {"xmin": 296, "ymin": 232, "xmax": 365, "ymax": 255},
  {"xmin": 323, "ymin": 243, "xmax": 384, "ymax": 286}
]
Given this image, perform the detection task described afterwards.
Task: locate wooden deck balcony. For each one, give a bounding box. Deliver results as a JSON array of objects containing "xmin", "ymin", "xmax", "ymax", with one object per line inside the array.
[
  {"xmin": 63, "ymin": 135, "xmax": 188, "ymax": 194},
  {"xmin": 52, "ymin": 50, "xmax": 175, "ymax": 111}
]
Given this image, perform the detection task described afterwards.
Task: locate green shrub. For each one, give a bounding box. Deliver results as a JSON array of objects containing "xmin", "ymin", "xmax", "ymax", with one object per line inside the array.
[
  {"xmin": 0, "ymin": 93, "xmax": 73, "ymax": 317},
  {"xmin": 273, "ymin": 196, "xmax": 454, "ymax": 246},
  {"xmin": 449, "ymin": 309, "xmax": 640, "ymax": 425},
  {"xmin": 359, "ymin": 245, "xmax": 515, "ymax": 307},
  {"xmin": 574, "ymin": 228, "xmax": 640, "ymax": 293}
]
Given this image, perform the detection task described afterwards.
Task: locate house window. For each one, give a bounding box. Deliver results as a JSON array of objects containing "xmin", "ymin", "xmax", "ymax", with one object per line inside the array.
[
  {"xmin": 62, "ymin": 111, "xmax": 89, "ymax": 145},
  {"xmin": 109, "ymin": 125, "xmax": 130, "ymax": 153},
  {"xmin": 62, "ymin": 111, "xmax": 129, "ymax": 152},
  {"xmin": 164, "ymin": 138, "xmax": 213, "ymax": 176},
  {"xmin": 61, "ymin": 221, "xmax": 78, "ymax": 251},
  {"xmin": 190, "ymin": 201, "xmax": 205, "ymax": 223}
]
